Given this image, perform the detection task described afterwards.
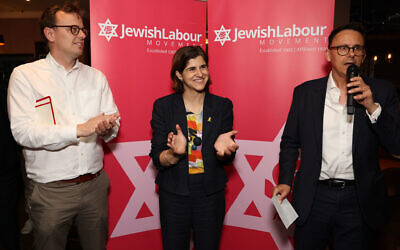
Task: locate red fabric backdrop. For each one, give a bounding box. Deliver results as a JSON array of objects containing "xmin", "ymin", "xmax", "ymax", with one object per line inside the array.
[
  {"xmin": 90, "ymin": 0, "xmax": 334, "ymax": 248},
  {"xmin": 90, "ymin": 0, "xmax": 206, "ymax": 249},
  {"xmin": 209, "ymin": 0, "xmax": 334, "ymax": 249}
]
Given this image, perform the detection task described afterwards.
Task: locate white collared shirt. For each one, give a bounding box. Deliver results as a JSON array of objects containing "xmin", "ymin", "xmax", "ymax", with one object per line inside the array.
[
  {"xmin": 320, "ymin": 72, "xmax": 381, "ymax": 180},
  {"xmin": 8, "ymin": 53, "xmax": 119, "ymax": 183}
]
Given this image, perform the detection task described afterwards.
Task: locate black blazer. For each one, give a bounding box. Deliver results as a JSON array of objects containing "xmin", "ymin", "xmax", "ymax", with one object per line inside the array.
[
  {"xmin": 150, "ymin": 92, "xmax": 235, "ymax": 196},
  {"xmin": 279, "ymin": 75, "xmax": 400, "ymax": 230}
]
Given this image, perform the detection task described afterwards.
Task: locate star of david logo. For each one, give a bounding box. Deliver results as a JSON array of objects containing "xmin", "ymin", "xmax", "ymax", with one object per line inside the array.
[
  {"xmin": 225, "ymin": 125, "xmax": 293, "ymax": 250},
  {"xmin": 214, "ymin": 25, "xmax": 231, "ymax": 46},
  {"xmin": 98, "ymin": 18, "xmax": 118, "ymax": 42},
  {"xmin": 108, "ymin": 141, "xmax": 160, "ymax": 237},
  {"xmin": 108, "ymin": 125, "xmax": 293, "ymax": 249}
]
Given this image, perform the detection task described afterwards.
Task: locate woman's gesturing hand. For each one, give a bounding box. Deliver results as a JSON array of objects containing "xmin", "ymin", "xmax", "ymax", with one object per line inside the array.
[
  {"xmin": 214, "ymin": 130, "xmax": 239, "ymax": 158},
  {"xmin": 167, "ymin": 124, "xmax": 187, "ymax": 155}
]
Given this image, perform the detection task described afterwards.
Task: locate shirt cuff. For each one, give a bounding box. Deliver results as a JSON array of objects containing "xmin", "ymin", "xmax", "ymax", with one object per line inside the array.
[
  {"xmin": 366, "ymin": 103, "xmax": 381, "ymax": 124},
  {"xmin": 67, "ymin": 125, "xmax": 79, "ymax": 142}
]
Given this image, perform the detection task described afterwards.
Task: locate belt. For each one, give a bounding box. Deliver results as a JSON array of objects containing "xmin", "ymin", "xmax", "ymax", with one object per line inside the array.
[
  {"xmin": 60, "ymin": 170, "xmax": 101, "ymax": 184},
  {"xmin": 319, "ymin": 178, "xmax": 355, "ymax": 189}
]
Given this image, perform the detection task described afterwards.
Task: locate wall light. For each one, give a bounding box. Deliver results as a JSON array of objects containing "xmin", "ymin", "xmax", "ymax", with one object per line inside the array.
[
  {"xmin": 386, "ymin": 53, "xmax": 393, "ymax": 63},
  {"xmin": 373, "ymin": 55, "xmax": 378, "ymax": 62}
]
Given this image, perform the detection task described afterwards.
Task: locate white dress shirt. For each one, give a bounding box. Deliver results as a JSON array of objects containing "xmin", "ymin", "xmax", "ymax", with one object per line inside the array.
[
  {"xmin": 8, "ymin": 53, "xmax": 119, "ymax": 183},
  {"xmin": 320, "ymin": 72, "xmax": 381, "ymax": 180}
]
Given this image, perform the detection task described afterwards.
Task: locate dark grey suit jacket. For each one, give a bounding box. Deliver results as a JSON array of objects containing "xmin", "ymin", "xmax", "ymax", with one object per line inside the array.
[
  {"xmin": 150, "ymin": 92, "xmax": 235, "ymax": 196},
  {"xmin": 279, "ymin": 75, "xmax": 400, "ymax": 229}
]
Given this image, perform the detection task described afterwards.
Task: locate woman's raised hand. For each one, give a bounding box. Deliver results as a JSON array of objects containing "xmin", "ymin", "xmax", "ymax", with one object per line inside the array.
[
  {"xmin": 167, "ymin": 124, "xmax": 187, "ymax": 155},
  {"xmin": 214, "ymin": 130, "xmax": 239, "ymax": 158}
]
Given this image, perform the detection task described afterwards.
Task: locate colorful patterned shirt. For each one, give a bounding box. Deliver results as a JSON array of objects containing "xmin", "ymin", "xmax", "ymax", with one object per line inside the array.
[{"xmin": 187, "ymin": 111, "xmax": 204, "ymax": 174}]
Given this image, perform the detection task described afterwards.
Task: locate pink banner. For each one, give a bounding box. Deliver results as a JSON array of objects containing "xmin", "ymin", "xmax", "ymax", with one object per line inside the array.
[
  {"xmin": 90, "ymin": 0, "xmax": 206, "ymax": 249},
  {"xmin": 91, "ymin": 0, "xmax": 334, "ymax": 248},
  {"xmin": 208, "ymin": 0, "xmax": 334, "ymax": 249}
]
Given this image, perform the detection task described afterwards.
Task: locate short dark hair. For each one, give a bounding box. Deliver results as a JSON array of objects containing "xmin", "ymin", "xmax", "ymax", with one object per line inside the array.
[
  {"xmin": 170, "ymin": 46, "xmax": 211, "ymax": 93},
  {"xmin": 328, "ymin": 23, "xmax": 366, "ymax": 48},
  {"xmin": 40, "ymin": 2, "xmax": 81, "ymax": 41}
]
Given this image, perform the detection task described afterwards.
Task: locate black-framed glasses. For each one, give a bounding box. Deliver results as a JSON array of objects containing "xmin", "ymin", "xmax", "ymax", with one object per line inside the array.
[
  {"xmin": 329, "ymin": 45, "xmax": 365, "ymax": 56},
  {"xmin": 50, "ymin": 25, "xmax": 88, "ymax": 36}
]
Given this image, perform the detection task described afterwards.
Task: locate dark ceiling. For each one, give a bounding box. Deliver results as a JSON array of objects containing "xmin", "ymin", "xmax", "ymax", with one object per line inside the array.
[
  {"xmin": 350, "ymin": 0, "xmax": 400, "ymax": 33},
  {"xmin": 0, "ymin": 0, "xmax": 89, "ymax": 16}
]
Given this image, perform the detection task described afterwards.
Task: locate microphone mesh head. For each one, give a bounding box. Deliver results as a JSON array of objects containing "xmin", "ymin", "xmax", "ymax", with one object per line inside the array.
[{"xmin": 346, "ymin": 64, "xmax": 359, "ymax": 82}]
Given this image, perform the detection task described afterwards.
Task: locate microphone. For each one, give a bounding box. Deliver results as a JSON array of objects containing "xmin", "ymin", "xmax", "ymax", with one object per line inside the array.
[{"xmin": 346, "ymin": 64, "xmax": 359, "ymax": 115}]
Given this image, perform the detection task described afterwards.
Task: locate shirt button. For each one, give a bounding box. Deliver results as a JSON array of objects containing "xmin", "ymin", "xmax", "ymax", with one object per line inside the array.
[{"xmin": 81, "ymin": 153, "xmax": 83, "ymax": 156}]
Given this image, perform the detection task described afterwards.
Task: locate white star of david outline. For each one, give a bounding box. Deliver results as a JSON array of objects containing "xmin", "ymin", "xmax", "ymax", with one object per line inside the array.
[
  {"xmin": 98, "ymin": 18, "xmax": 118, "ymax": 42},
  {"xmin": 107, "ymin": 125, "xmax": 293, "ymax": 248},
  {"xmin": 107, "ymin": 141, "xmax": 160, "ymax": 238},
  {"xmin": 214, "ymin": 25, "xmax": 231, "ymax": 46},
  {"xmin": 225, "ymin": 125, "xmax": 293, "ymax": 250}
]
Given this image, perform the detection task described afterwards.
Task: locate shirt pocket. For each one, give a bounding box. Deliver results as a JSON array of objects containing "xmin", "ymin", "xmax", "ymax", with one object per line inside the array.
[{"xmin": 78, "ymin": 90, "xmax": 101, "ymax": 120}]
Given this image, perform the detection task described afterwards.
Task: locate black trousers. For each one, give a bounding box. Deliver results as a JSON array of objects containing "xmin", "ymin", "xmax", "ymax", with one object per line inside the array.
[
  {"xmin": 159, "ymin": 180, "xmax": 225, "ymax": 250},
  {"xmin": 294, "ymin": 182, "xmax": 373, "ymax": 250}
]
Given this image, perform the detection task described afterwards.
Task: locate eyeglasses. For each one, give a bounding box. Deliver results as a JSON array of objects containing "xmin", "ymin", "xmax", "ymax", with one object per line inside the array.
[
  {"xmin": 50, "ymin": 25, "xmax": 88, "ymax": 36},
  {"xmin": 183, "ymin": 64, "xmax": 209, "ymax": 74},
  {"xmin": 329, "ymin": 45, "xmax": 365, "ymax": 56}
]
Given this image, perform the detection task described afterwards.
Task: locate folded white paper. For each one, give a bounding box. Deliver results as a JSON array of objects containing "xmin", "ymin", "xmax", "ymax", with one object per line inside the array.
[
  {"xmin": 35, "ymin": 96, "xmax": 56, "ymax": 125},
  {"xmin": 271, "ymin": 194, "xmax": 298, "ymax": 229}
]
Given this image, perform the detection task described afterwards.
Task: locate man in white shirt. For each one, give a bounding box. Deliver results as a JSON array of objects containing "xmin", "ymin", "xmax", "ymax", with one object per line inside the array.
[
  {"xmin": 273, "ymin": 23, "xmax": 400, "ymax": 249},
  {"xmin": 7, "ymin": 3, "xmax": 120, "ymax": 250}
]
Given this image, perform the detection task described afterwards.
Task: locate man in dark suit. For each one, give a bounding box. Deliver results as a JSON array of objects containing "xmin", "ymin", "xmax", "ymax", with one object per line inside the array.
[{"xmin": 273, "ymin": 23, "xmax": 400, "ymax": 249}]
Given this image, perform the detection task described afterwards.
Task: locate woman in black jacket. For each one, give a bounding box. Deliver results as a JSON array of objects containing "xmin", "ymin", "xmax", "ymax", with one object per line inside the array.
[{"xmin": 150, "ymin": 46, "xmax": 238, "ymax": 250}]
